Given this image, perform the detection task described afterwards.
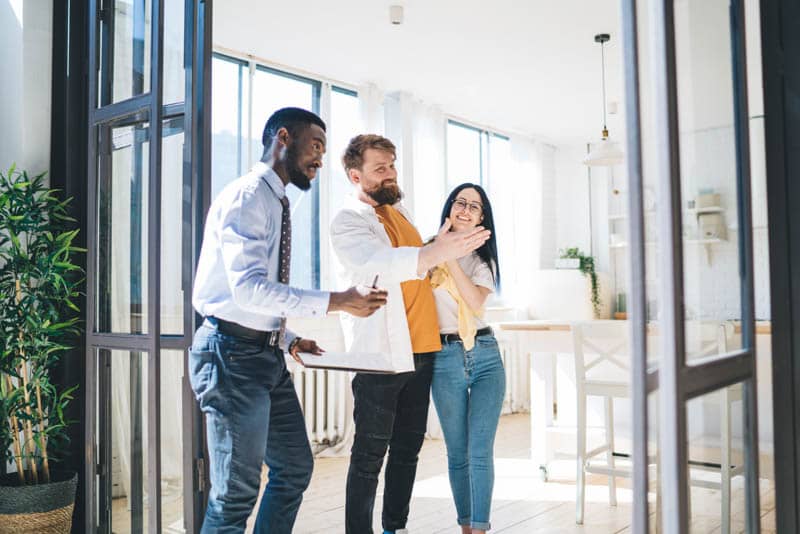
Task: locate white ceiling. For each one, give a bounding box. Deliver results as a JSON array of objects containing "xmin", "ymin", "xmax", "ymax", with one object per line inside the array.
[{"xmin": 213, "ymin": 0, "xmax": 626, "ymax": 145}]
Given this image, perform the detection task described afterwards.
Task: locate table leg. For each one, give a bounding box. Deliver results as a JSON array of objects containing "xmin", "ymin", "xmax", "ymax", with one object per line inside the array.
[{"xmin": 530, "ymin": 346, "xmax": 555, "ymax": 480}]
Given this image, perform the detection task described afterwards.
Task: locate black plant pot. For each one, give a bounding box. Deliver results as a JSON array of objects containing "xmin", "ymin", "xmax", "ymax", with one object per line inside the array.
[{"xmin": 0, "ymin": 470, "xmax": 77, "ymax": 533}]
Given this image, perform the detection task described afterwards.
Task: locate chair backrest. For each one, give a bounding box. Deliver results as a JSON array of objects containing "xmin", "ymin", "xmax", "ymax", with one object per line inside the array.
[
  {"xmin": 684, "ymin": 320, "xmax": 734, "ymax": 362},
  {"xmin": 571, "ymin": 321, "xmax": 631, "ymax": 386}
]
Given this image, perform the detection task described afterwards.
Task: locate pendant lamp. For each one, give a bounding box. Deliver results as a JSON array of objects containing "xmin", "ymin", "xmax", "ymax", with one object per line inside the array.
[{"xmin": 583, "ymin": 33, "xmax": 624, "ymax": 167}]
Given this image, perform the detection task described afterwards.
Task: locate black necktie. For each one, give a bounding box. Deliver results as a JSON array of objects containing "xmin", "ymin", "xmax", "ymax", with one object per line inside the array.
[{"xmin": 278, "ymin": 195, "xmax": 291, "ymax": 343}]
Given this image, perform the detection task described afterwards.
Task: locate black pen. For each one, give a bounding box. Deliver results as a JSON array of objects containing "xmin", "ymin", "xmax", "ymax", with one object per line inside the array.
[{"xmin": 372, "ymin": 275, "xmax": 379, "ymax": 289}]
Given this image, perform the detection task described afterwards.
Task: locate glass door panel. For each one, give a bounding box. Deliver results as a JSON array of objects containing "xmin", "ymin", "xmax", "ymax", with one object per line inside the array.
[
  {"xmin": 163, "ymin": 0, "xmax": 185, "ymax": 105},
  {"xmin": 96, "ymin": 349, "xmax": 150, "ymax": 534},
  {"xmin": 161, "ymin": 117, "xmax": 185, "ymax": 335},
  {"xmin": 96, "ymin": 122, "xmax": 150, "ymax": 335},
  {"xmin": 160, "ymin": 349, "xmax": 186, "ymax": 531},
  {"xmin": 109, "ymin": 0, "xmax": 152, "ymax": 104},
  {"xmin": 673, "ymin": 0, "xmax": 743, "ymax": 349},
  {"xmin": 686, "ymin": 384, "xmax": 748, "ymax": 533}
]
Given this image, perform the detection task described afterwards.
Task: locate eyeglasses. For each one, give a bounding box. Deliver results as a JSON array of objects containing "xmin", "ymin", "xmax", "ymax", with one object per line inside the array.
[{"xmin": 452, "ymin": 198, "xmax": 483, "ymax": 216}]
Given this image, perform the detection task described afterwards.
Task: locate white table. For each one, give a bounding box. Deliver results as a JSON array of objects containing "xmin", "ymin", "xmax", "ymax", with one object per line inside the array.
[
  {"xmin": 494, "ymin": 319, "xmax": 772, "ymax": 480},
  {"xmin": 495, "ymin": 320, "xmax": 577, "ymax": 479}
]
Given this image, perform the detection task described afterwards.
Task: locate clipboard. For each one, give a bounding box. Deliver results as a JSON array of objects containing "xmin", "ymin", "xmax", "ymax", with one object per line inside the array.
[{"xmin": 297, "ymin": 351, "xmax": 400, "ymax": 374}]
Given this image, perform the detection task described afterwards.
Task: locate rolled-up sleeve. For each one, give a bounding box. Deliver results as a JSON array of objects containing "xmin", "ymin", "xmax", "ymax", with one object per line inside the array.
[
  {"xmin": 219, "ymin": 186, "xmax": 330, "ymax": 318},
  {"xmin": 330, "ymin": 209, "xmax": 423, "ymax": 285}
]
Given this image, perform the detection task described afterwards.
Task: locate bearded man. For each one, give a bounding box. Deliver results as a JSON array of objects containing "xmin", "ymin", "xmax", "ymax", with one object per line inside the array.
[{"xmin": 330, "ymin": 134, "xmax": 490, "ymax": 534}]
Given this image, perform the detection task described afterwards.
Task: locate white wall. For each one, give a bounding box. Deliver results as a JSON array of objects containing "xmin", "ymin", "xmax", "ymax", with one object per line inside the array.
[{"xmin": 0, "ymin": 0, "xmax": 53, "ymax": 175}]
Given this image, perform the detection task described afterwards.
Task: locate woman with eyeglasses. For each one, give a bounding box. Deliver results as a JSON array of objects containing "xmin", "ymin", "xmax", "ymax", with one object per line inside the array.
[{"xmin": 429, "ymin": 183, "xmax": 505, "ymax": 534}]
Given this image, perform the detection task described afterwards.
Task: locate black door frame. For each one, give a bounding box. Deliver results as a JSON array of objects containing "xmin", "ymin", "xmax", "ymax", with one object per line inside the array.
[
  {"xmin": 762, "ymin": 0, "xmax": 800, "ymax": 532},
  {"xmin": 623, "ymin": 0, "xmax": 760, "ymax": 530},
  {"xmin": 49, "ymin": 2, "xmax": 90, "ymax": 531},
  {"xmin": 186, "ymin": 0, "xmax": 214, "ymax": 530}
]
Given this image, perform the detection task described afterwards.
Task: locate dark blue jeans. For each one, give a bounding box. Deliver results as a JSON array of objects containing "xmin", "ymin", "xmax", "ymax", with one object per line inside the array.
[
  {"xmin": 345, "ymin": 353, "xmax": 435, "ymax": 534},
  {"xmin": 189, "ymin": 322, "xmax": 313, "ymax": 533}
]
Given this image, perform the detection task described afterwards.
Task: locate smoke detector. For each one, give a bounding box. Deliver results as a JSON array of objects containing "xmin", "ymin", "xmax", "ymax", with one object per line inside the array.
[{"xmin": 390, "ymin": 5, "xmax": 404, "ymax": 25}]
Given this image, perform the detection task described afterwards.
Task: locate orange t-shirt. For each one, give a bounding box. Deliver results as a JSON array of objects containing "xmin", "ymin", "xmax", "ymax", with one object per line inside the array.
[{"xmin": 374, "ymin": 205, "xmax": 442, "ymax": 354}]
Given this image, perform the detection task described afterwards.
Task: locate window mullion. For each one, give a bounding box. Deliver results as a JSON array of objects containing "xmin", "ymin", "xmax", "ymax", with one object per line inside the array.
[
  {"xmin": 247, "ymin": 60, "xmax": 256, "ymax": 169},
  {"xmin": 319, "ymin": 83, "xmax": 332, "ymax": 290}
]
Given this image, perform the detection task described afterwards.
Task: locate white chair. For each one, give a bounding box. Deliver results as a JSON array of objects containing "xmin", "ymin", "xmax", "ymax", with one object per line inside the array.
[
  {"xmin": 572, "ymin": 320, "xmax": 743, "ymax": 533},
  {"xmin": 684, "ymin": 321, "xmax": 743, "ymax": 534},
  {"xmin": 572, "ymin": 320, "xmax": 632, "ymax": 525}
]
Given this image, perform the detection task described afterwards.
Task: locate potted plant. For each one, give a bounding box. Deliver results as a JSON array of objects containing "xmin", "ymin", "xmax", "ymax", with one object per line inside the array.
[
  {"xmin": 0, "ymin": 165, "xmax": 83, "ymax": 533},
  {"xmin": 559, "ymin": 247, "xmax": 601, "ymax": 318}
]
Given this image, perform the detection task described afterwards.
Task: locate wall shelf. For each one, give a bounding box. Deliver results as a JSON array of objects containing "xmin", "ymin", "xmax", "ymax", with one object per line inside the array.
[
  {"xmin": 688, "ymin": 206, "xmax": 724, "ymax": 216},
  {"xmin": 607, "ymin": 210, "xmax": 655, "ymax": 221}
]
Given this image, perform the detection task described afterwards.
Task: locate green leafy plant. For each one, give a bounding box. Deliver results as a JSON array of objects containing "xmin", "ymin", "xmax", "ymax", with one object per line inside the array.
[
  {"xmin": 0, "ymin": 165, "xmax": 84, "ymax": 484},
  {"xmin": 560, "ymin": 247, "xmax": 601, "ymax": 318}
]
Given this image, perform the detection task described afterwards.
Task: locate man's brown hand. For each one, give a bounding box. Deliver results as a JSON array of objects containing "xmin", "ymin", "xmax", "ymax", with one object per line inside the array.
[
  {"xmin": 289, "ymin": 338, "xmax": 324, "ymax": 365},
  {"xmin": 328, "ymin": 286, "xmax": 389, "ymax": 317}
]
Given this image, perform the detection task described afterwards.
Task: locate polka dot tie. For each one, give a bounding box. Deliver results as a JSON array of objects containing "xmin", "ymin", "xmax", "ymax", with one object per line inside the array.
[{"xmin": 278, "ymin": 195, "xmax": 291, "ymax": 344}]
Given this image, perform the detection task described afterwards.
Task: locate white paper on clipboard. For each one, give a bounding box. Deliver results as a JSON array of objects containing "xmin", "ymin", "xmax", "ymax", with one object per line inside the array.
[{"xmin": 297, "ymin": 351, "xmax": 398, "ymax": 374}]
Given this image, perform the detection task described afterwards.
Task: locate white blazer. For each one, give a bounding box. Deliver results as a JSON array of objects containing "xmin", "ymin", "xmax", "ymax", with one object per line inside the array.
[{"xmin": 329, "ymin": 194, "xmax": 425, "ymax": 373}]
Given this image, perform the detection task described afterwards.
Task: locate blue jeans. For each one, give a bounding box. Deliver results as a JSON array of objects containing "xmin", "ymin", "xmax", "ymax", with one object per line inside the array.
[
  {"xmin": 188, "ymin": 322, "xmax": 313, "ymax": 533},
  {"xmin": 346, "ymin": 353, "xmax": 435, "ymax": 534},
  {"xmin": 431, "ymin": 333, "xmax": 506, "ymax": 531}
]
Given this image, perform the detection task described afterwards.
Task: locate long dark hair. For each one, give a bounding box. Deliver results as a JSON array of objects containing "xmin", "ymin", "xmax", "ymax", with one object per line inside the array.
[{"xmin": 440, "ymin": 183, "xmax": 501, "ymax": 289}]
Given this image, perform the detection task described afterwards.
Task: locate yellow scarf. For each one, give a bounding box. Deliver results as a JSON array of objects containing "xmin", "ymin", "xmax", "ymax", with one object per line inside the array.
[{"xmin": 430, "ymin": 264, "xmax": 484, "ymax": 350}]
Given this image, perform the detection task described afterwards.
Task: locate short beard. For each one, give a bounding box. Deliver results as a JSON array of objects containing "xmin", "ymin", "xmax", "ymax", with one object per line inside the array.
[
  {"xmin": 366, "ymin": 181, "xmax": 403, "ymax": 206},
  {"xmin": 286, "ymin": 143, "xmax": 313, "ymax": 191}
]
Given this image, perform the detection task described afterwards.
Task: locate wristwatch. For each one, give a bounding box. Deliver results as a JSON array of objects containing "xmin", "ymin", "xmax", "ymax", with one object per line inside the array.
[{"xmin": 288, "ymin": 336, "xmax": 302, "ymax": 355}]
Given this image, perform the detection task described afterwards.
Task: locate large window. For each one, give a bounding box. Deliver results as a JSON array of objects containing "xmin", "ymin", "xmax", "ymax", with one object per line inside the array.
[
  {"xmin": 211, "ymin": 53, "xmax": 359, "ymax": 289},
  {"xmin": 446, "ymin": 120, "xmax": 510, "ymax": 194}
]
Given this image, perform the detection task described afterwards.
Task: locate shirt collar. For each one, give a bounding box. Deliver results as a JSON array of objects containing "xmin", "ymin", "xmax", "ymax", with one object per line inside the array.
[
  {"xmin": 253, "ymin": 161, "xmax": 287, "ymax": 199},
  {"xmin": 343, "ymin": 191, "xmax": 410, "ymax": 220}
]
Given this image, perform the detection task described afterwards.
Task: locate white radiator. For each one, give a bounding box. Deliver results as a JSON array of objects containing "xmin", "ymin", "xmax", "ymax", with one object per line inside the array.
[
  {"xmin": 286, "ymin": 315, "xmax": 350, "ymax": 449},
  {"xmin": 290, "ymin": 365, "xmax": 349, "ymax": 447}
]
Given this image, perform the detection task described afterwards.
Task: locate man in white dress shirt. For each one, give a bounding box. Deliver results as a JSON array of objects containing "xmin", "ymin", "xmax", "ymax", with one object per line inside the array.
[{"xmin": 190, "ymin": 108, "xmax": 388, "ymax": 533}]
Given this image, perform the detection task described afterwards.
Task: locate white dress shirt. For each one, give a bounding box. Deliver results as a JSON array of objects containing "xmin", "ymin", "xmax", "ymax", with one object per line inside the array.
[
  {"xmin": 330, "ymin": 194, "xmax": 425, "ymax": 373},
  {"xmin": 192, "ymin": 162, "xmax": 330, "ymax": 349}
]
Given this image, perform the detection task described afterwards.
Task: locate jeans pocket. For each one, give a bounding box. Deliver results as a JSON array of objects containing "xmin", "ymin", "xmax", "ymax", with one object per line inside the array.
[
  {"xmin": 189, "ymin": 348, "xmax": 221, "ymax": 411},
  {"xmin": 476, "ymin": 334, "xmax": 499, "ymax": 349},
  {"xmin": 217, "ymin": 333, "xmax": 264, "ymax": 360}
]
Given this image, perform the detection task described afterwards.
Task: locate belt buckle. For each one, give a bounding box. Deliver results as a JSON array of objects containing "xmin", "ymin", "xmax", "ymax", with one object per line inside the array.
[
  {"xmin": 268, "ymin": 330, "xmax": 280, "ymax": 347},
  {"xmin": 444, "ymin": 333, "xmax": 460, "ymax": 344}
]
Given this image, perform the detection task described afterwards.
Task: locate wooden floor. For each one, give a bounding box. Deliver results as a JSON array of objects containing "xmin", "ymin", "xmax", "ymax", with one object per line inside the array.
[
  {"xmin": 246, "ymin": 413, "xmax": 776, "ymax": 533},
  {"xmin": 109, "ymin": 412, "xmax": 774, "ymax": 532}
]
